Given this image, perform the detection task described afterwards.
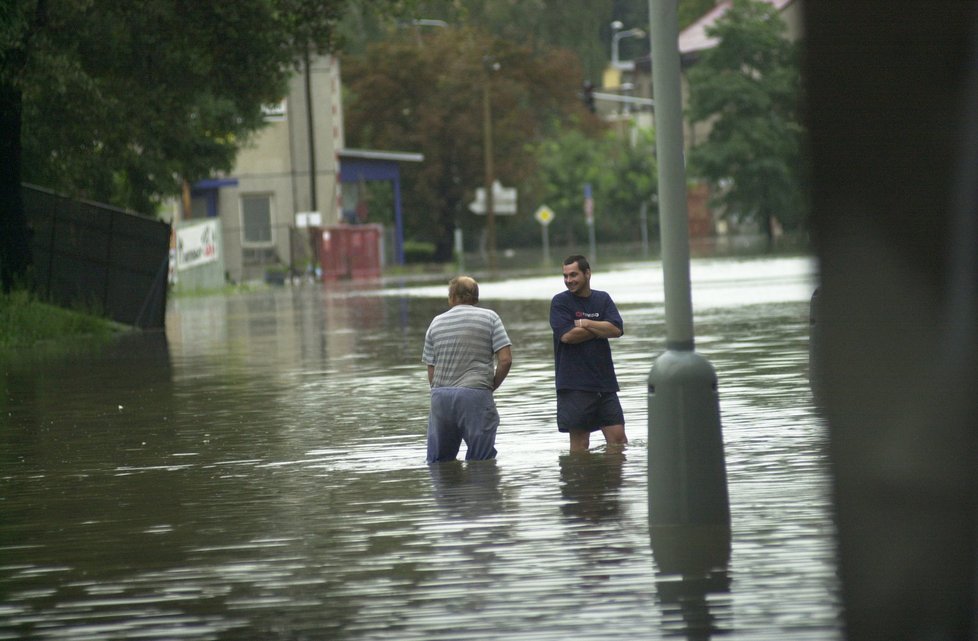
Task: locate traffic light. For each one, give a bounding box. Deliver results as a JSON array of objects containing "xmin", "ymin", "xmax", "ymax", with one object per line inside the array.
[{"xmin": 581, "ymin": 80, "xmax": 596, "ymax": 113}]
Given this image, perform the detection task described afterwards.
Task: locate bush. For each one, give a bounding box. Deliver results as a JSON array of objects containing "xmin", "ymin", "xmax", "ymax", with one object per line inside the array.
[{"xmin": 403, "ymin": 241, "xmax": 437, "ymax": 264}]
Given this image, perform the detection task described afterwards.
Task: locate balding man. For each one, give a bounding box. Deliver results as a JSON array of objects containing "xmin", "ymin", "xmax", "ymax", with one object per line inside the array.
[{"xmin": 422, "ymin": 276, "xmax": 513, "ymax": 463}]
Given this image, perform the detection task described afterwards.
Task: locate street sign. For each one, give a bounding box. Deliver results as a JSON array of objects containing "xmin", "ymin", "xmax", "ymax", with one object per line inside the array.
[
  {"xmin": 534, "ymin": 205, "xmax": 555, "ymax": 226},
  {"xmin": 583, "ymin": 183, "xmax": 594, "ymax": 224},
  {"xmin": 470, "ymin": 180, "xmax": 517, "ymax": 215}
]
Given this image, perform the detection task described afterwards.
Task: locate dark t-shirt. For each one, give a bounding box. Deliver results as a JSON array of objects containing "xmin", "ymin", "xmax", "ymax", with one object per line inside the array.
[{"xmin": 549, "ymin": 289, "xmax": 623, "ymax": 392}]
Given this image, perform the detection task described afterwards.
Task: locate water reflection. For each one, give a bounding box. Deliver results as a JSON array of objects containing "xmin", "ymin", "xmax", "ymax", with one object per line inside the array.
[
  {"xmin": 650, "ymin": 518, "xmax": 733, "ymax": 639},
  {"xmin": 558, "ymin": 451, "xmax": 625, "ymax": 523},
  {"xmin": 655, "ymin": 569, "xmax": 733, "ymax": 640},
  {"xmin": 428, "ymin": 460, "xmax": 504, "ymax": 518}
]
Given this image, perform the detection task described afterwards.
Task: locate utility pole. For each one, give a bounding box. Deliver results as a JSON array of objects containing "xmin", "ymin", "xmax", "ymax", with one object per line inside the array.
[
  {"xmin": 303, "ymin": 50, "xmax": 317, "ymax": 213},
  {"xmin": 584, "ymin": 183, "xmax": 596, "ymax": 264},
  {"xmin": 482, "ymin": 56, "xmax": 499, "ymax": 275}
]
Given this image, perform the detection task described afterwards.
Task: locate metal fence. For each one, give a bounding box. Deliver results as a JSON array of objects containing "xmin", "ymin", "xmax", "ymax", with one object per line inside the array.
[{"xmin": 23, "ymin": 184, "xmax": 171, "ymax": 330}]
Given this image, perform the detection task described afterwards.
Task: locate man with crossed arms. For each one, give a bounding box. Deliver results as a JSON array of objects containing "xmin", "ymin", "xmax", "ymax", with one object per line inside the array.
[{"xmin": 550, "ymin": 255, "xmax": 628, "ymax": 452}]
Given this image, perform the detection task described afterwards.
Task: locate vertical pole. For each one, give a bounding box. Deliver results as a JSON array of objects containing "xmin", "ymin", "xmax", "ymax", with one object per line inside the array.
[
  {"xmin": 640, "ymin": 200, "xmax": 650, "ymax": 258},
  {"xmin": 304, "ymin": 50, "xmax": 318, "ymax": 213},
  {"xmin": 181, "ymin": 180, "xmax": 192, "ymax": 220},
  {"xmin": 649, "ymin": 3, "xmax": 693, "ymax": 351},
  {"xmin": 393, "ymin": 173, "xmax": 405, "ymax": 265},
  {"xmin": 541, "ymin": 221, "xmax": 550, "ymax": 266},
  {"xmin": 584, "ymin": 183, "xmax": 596, "ymax": 263},
  {"xmin": 483, "ymin": 65, "xmax": 497, "ymax": 275},
  {"xmin": 647, "ymin": 0, "xmax": 730, "ymax": 577},
  {"xmin": 454, "ymin": 226, "xmax": 465, "ymax": 272}
]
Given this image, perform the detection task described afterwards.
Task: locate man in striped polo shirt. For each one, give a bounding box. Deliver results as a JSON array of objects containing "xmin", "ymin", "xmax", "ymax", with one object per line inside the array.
[{"xmin": 422, "ymin": 276, "xmax": 513, "ymax": 463}]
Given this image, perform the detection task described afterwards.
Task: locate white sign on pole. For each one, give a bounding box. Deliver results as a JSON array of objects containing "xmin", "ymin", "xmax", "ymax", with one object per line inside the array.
[
  {"xmin": 295, "ymin": 211, "xmax": 322, "ymax": 228},
  {"xmin": 469, "ymin": 180, "xmax": 517, "ymax": 215}
]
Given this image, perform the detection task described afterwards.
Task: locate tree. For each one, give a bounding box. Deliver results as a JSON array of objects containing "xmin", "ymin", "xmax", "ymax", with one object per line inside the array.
[
  {"xmin": 0, "ymin": 0, "xmax": 374, "ymax": 291},
  {"xmin": 337, "ymin": 0, "xmax": 710, "ymax": 85},
  {"xmin": 529, "ymin": 126, "xmax": 657, "ymax": 251},
  {"xmin": 338, "ymin": 1, "xmax": 616, "ymax": 81},
  {"xmin": 532, "ymin": 129, "xmax": 607, "ymax": 249},
  {"xmin": 685, "ymin": 0, "xmax": 806, "ymax": 241},
  {"xmin": 342, "ymin": 26, "xmax": 603, "ymax": 261},
  {"xmin": 596, "ymin": 127, "xmax": 658, "ymax": 245},
  {"xmin": 679, "ymin": 0, "xmax": 719, "ymax": 30}
]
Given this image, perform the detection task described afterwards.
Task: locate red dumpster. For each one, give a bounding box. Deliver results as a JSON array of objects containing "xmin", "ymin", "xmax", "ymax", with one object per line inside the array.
[
  {"xmin": 347, "ymin": 225, "xmax": 382, "ymax": 279},
  {"xmin": 310, "ymin": 224, "xmax": 383, "ymax": 281}
]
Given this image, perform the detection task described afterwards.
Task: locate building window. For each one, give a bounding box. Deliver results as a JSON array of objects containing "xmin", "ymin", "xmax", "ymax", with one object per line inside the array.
[
  {"xmin": 242, "ymin": 247, "xmax": 278, "ymax": 266},
  {"xmin": 241, "ymin": 194, "xmax": 273, "ymax": 245}
]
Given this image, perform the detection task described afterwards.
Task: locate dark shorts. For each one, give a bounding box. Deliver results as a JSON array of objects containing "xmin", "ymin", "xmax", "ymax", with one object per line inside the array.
[{"xmin": 556, "ymin": 389, "xmax": 625, "ymax": 433}]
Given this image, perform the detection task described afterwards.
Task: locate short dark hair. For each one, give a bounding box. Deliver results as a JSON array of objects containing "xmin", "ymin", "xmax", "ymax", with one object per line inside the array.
[
  {"xmin": 563, "ymin": 254, "xmax": 590, "ymax": 272},
  {"xmin": 448, "ymin": 276, "xmax": 479, "ymax": 304}
]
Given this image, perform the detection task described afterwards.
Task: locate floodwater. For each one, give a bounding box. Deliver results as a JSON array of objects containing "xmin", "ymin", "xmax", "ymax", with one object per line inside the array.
[{"xmin": 0, "ymin": 255, "xmax": 838, "ymax": 640}]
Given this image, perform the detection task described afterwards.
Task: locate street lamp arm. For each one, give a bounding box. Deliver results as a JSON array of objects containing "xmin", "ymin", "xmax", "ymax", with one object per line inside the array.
[{"xmin": 612, "ymin": 27, "xmax": 647, "ymax": 70}]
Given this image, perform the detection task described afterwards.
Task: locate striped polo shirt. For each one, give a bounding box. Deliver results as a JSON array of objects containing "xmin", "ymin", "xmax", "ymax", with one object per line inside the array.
[{"xmin": 422, "ymin": 304, "xmax": 511, "ymax": 389}]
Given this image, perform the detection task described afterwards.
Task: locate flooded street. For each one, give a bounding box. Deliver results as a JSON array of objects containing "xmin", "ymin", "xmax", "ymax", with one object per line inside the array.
[{"xmin": 0, "ymin": 255, "xmax": 839, "ymax": 640}]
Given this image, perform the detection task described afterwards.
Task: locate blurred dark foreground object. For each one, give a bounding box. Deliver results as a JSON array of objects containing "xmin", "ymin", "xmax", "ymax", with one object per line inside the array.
[{"xmin": 804, "ymin": 2, "xmax": 978, "ymax": 640}]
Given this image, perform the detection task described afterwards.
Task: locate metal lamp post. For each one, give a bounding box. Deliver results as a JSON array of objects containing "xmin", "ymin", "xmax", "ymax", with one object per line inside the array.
[{"xmin": 646, "ymin": 0, "xmax": 730, "ymax": 576}]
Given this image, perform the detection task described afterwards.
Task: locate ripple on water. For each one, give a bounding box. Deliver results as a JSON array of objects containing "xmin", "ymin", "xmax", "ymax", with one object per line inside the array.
[{"xmin": 0, "ymin": 259, "xmax": 839, "ymax": 640}]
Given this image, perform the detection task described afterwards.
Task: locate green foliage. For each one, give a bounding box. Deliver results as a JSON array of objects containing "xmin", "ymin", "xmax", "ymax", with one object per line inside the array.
[
  {"xmin": 686, "ymin": 0, "xmax": 807, "ymax": 237},
  {"xmin": 362, "ymin": 180, "xmax": 395, "ymax": 226},
  {"xmin": 534, "ymin": 128, "xmax": 605, "ymax": 245},
  {"xmin": 529, "ymin": 126, "xmax": 658, "ymax": 249},
  {"xmin": 402, "ymin": 240, "xmax": 436, "ymax": 264},
  {"xmin": 679, "ymin": 0, "xmax": 720, "ymax": 29},
  {"xmin": 0, "ymin": 290, "xmax": 117, "ymax": 350},
  {"xmin": 4, "ymin": 0, "xmax": 361, "ymax": 215},
  {"xmin": 342, "ymin": 26, "xmax": 603, "ymax": 261},
  {"xmin": 338, "ymin": 0, "xmax": 707, "ymax": 83},
  {"xmin": 2, "ymin": 0, "xmax": 386, "ymax": 286},
  {"xmin": 338, "ymin": 1, "xmax": 617, "ymax": 81}
]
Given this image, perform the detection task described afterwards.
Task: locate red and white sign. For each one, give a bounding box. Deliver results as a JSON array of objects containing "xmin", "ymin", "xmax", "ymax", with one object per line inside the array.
[{"xmin": 176, "ymin": 220, "xmax": 219, "ymax": 271}]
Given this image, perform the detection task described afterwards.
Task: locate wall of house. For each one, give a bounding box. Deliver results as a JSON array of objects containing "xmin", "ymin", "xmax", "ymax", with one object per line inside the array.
[
  {"xmin": 780, "ymin": 1, "xmax": 804, "ymax": 40},
  {"xmin": 218, "ymin": 55, "xmax": 345, "ymax": 283}
]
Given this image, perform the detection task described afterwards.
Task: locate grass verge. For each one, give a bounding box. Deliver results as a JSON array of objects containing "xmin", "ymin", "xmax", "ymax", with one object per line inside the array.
[{"xmin": 0, "ymin": 290, "xmax": 122, "ymax": 351}]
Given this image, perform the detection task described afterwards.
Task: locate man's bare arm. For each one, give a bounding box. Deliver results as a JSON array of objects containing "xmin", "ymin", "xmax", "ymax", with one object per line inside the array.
[
  {"xmin": 493, "ymin": 345, "xmax": 513, "ymax": 390},
  {"xmin": 581, "ymin": 318, "xmax": 622, "ymax": 338}
]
